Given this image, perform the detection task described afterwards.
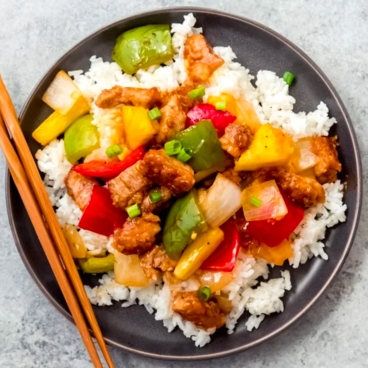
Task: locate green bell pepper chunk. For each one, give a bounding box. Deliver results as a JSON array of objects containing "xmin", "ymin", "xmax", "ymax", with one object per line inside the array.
[
  {"xmin": 175, "ymin": 120, "xmax": 226, "ymax": 172},
  {"xmin": 64, "ymin": 114, "xmax": 100, "ymax": 164},
  {"xmin": 79, "ymin": 253, "xmax": 114, "ymax": 274},
  {"xmin": 112, "ymin": 24, "xmax": 174, "ymax": 75},
  {"xmin": 163, "ymin": 190, "xmax": 207, "ymax": 260}
]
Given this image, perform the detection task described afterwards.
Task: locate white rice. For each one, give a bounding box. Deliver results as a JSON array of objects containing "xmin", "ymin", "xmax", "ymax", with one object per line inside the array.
[
  {"xmin": 79, "ymin": 229, "xmax": 110, "ymax": 256},
  {"xmin": 36, "ymin": 13, "xmax": 347, "ymax": 347},
  {"xmin": 290, "ymin": 180, "xmax": 347, "ymax": 267}
]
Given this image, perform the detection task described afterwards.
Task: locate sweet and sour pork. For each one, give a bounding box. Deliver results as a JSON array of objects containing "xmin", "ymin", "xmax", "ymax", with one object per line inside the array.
[
  {"xmin": 311, "ymin": 136, "xmax": 341, "ymax": 184},
  {"xmin": 113, "ymin": 213, "xmax": 161, "ymax": 255},
  {"xmin": 108, "ymin": 162, "xmax": 152, "ymax": 209},
  {"xmin": 139, "ymin": 245, "xmax": 178, "ymax": 281},
  {"xmin": 64, "ymin": 169, "xmax": 97, "ymax": 211},
  {"xmin": 138, "ymin": 149, "xmax": 195, "ymax": 195},
  {"xmin": 172, "ymin": 291, "xmax": 227, "ymax": 330},
  {"xmin": 95, "ymin": 86, "xmax": 161, "ymax": 109},
  {"xmin": 184, "ymin": 34, "xmax": 224, "ymax": 82}
]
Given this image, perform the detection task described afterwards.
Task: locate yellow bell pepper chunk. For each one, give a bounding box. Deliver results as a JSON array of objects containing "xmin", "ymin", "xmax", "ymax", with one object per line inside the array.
[
  {"xmin": 174, "ymin": 228, "xmax": 224, "ymax": 281},
  {"xmin": 235, "ymin": 123, "xmax": 294, "ymax": 171},
  {"xmin": 114, "ymin": 252, "xmax": 150, "ymax": 287},
  {"xmin": 208, "ymin": 93, "xmax": 238, "ymax": 115},
  {"xmin": 248, "ymin": 238, "xmax": 293, "ymax": 266},
  {"xmin": 122, "ymin": 105, "xmax": 157, "ymax": 150},
  {"xmin": 32, "ymin": 95, "xmax": 90, "ymax": 146}
]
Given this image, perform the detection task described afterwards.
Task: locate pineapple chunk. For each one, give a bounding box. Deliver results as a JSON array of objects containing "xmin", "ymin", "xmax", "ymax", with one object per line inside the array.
[
  {"xmin": 114, "ymin": 252, "xmax": 150, "ymax": 287},
  {"xmin": 122, "ymin": 105, "xmax": 157, "ymax": 150},
  {"xmin": 235, "ymin": 123, "xmax": 294, "ymax": 171},
  {"xmin": 33, "ymin": 70, "xmax": 90, "ymax": 146},
  {"xmin": 32, "ymin": 96, "xmax": 90, "ymax": 146},
  {"xmin": 42, "ymin": 70, "xmax": 89, "ymax": 115}
]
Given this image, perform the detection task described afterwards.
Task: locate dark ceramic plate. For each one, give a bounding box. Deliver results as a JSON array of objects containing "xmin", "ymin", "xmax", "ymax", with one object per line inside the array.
[{"xmin": 6, "ymin": 7, "xmax": 362, "ymax": 360}]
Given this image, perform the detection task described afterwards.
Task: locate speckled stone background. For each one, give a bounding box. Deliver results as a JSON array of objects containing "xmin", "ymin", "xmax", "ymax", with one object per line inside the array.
[{"xmin": 0, "ymin": 0, "xmax": 367, "ymax": 367}]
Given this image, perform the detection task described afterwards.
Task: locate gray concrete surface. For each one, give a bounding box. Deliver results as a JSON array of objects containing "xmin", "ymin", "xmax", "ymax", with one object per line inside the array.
[{"xmin": 0, "ymin": 0, "xmax": 367, "ymax": 367}]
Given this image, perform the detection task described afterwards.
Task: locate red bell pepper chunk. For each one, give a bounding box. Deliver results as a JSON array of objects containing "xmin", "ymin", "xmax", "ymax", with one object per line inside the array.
[
  {"xmin": 72, "ymin": 146, "xmax": 145, "ymax": 181},
  {"xmin": 186, "ymin": 103, "xmax": 237, "ymax": 136},
  {"xmin": 245, "ymin": 192, "xmax": 304, "ymax": 248},
  {"xmin": 78, "ymin": 185, "xmax": 127, "ymax": 237},
  {"xmin": 200, "ymin": 219, "xmax": 240, "ymax": 272}
]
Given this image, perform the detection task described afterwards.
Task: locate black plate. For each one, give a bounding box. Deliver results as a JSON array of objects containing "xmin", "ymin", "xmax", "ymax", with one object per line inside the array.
[{"xmin": 6, "ymin": 7, "xmax": 362, "ymax": 360}]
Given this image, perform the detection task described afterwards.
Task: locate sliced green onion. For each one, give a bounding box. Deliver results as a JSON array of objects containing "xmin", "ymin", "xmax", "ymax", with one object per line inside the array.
[
  {"xmin": 250, "ymin": 195, "xmax": 262, "ymax": 208},
  {"xmin": 283, "ymin": 71, "xmax": 295, "ymax": 86},
  {"xmin": 215, "ymin": 101, "xmax": 226, "ymax": 111},
  {"xmin": 164, "ymin": 140, "xmax": 182, "ymax": 156},
  {"xmin": 149, "ymin": 191, "xmax": 162, "ymax": 204},
  {"xmin": 147, "ymin": 107, "xmax": 161, "ymax": 120},
  {"xmin": 126, "ymin": 204, "xmax": 141, "ymax": 218},
  {"xmin": 105, "ymin": 144, "xmax": 123, "ymax": 158},
  {"xmin": 177, "ymin": 147, "xmax": 192, "ymax": 162},
  {"xmin": 188, "ymin": 86, "xmax": 205, "ymax": 99},
  {"xmin": 197, "ymin": 286, "xmax": 211, "ymax": 302}
]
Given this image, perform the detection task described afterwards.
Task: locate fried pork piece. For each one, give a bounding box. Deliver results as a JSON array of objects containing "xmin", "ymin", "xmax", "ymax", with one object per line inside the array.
[
  {"xmin": 139, "ymin": 245, "xmax": 178, "ymax": 281},
  {"xmin": 139, "ymin": 149, "xmax": 195, "ymax": 195},
  {"xmin": 113, "ymin": 213, "xmax": 160, "ymax": 255},
  {"xmin": 168, "ymin": 82, "xmax": 196, "ymax": 111},
  {"xmin": 219, "ymin": 123, "xmax": 252, "ymax": 158},
  {"xmin": 172, "ymin": 291, "xmax": 227, "ymax": 330},
  {"xmin": 221, "ymin": 167, "xmax": 248, "ymax": 186},
  {"xmin": 272, "ymin": 169, "xmax": 325, "ymax": 209},
  {"xmin": 64, "ymin": 169, "xmax": 97, "ymax": 211},
  {"xmin": 156, "ymin": 84, "xmax": 195, "ymax": 144},
  {"xmin": 311, "ymin": 136, "xmax": 341, "ymax": 184},
  {"xmin": 156, "ymin": 95, "xmax": 187, "ymax": 143},
  {"xmin": 251, "ymin": 168, "xmax": 272, "ymax": 184},
  {"xmin": 95, "ymin": 86, "xmax": 161, "ymax": 109},
  {"xmin": 141, "ymin": 186, "xmax": 173, "ymax": 213},
  {"xmin": 184, "ymin": 34, "xmax": 224, "ymax": 82},
  {"xmin": 108, "ymin": 162, "xmax": 152, "ymax": 209}
]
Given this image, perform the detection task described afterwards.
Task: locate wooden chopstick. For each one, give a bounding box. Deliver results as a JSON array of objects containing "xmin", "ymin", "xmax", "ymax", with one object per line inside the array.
[
  {"xmin": 0, "ymin": 75, "xmax": 115, "ymax": 368},
  {"xmin": 0, "ymin": 114, "xmax": 104, "ymax": 368}
]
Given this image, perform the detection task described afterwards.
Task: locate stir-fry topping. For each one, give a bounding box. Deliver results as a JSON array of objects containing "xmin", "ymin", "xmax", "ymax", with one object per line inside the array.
[
  {"xmin": 283, "ymin": 71, "xmax": 295, "ymax": 85},
  {"xmin": 33, "ymin": 22, "xmax": 343, "ymax": 334},
  {"xmin": 197, "ymin": 286, "xmax": 212, "ymax": 302}
]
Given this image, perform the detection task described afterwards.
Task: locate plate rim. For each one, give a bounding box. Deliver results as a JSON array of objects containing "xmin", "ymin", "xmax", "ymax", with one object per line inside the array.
[{"xmin": 5, "ymin": 6, "xmax": 363, "ymax": 360}]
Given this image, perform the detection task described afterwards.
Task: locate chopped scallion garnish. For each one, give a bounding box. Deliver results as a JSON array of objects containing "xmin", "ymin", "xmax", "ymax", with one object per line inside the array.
[
  {"xmin": 177, "ymin": 147, "xmax": 192, "ymax": 162},
  {"xmin": 283, "ymin": 71, "xmax": 295, "ymax": 86},
  {"xmin": 215, "ymin": 101, "xmax": 226, "ymax": 111},
  {"xmin": 147, "ymin": 107, "xmax": 161, "ymax": 120},
  {"xmin": 126, "ymin": 204, "xmax": 141, "ymax": 218},
  {"xmin": 250, "ymin": 196, "xmax": 262, "ymax": 208},
  {"xmin": 188, "ymin": 86, "xmax": 205, "ymax": 99},
  {"xmin": 149, "ymin": 191, "xmax": 162, "ymax": 204},
  {"xmin": 197, "ymin": 286, "xmax": 211, "ymax": 302},
  {"xmin": 164, "ymin": 140, "xmax": 182, "ymax": 156},
  {"xmin": 105, "ymin": 144, "xmax": 123, "ymax": 158}
]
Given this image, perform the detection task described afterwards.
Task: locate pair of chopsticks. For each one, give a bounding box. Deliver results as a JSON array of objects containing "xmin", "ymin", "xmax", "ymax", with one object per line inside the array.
[{"xmin": 0, "ymin": 75, "xmax": 115, "ymax": 368}]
